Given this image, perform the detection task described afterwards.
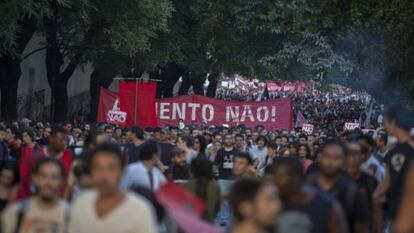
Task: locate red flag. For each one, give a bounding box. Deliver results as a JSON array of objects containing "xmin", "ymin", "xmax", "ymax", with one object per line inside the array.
[
  {"xmin": 119, "ymin": 81, "xmax": 158, "ymax": 127},
  {"xmin": 97, "ymin": 87, "xmax": 127, "ymax": 125},
  {"xmin": 156, "ymin": 183, "xmax": 222, "ymax": 233},
  {"xmin": 136, "ymin": 81, "xmax": 158, "ymax": 127}
]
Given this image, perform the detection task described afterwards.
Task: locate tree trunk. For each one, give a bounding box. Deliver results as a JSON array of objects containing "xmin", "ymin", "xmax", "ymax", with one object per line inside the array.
[
  {"xmin": 0, "ymin": 54, "xmax": 20, "ymax": 120},
  {"xmin": 53, "ymin": 78, "xmax": 69, "ymax": 122},
  {"xmin": 89, "ymin": 68, "xmax": 117, "ymax": 122}
]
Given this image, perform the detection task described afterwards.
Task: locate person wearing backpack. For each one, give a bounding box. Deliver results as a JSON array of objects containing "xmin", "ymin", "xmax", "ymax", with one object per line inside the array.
[
  {"xmin": 308, "ymin": 139, "xmax": 370, "ymax": 233},
  {"xmin": 1, "ymin": 157, "xmax": 69, "ymax": 233}
]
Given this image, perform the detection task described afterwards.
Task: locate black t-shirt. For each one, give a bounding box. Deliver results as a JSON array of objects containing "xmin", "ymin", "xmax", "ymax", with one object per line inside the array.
[
  {"xmin": 165, "ymin": 164, "xmax": 189, "ymax": 181},
  {"xmin": 159, "ymin": 143, "xmax": 173, "ymax": 167},
  {"xmin": 125, "ymin": 143, "xmax": 142, "ymax": 164},
  {"xmin": 214, "ymin": 147, "xmax": 239, "ymax": 180},
  {"xmin": 355, "ymin": 172, "xmax": 378, "ymax": 204},
  {"xmin": 354, "ymin": 172, "xmax": 378, "ymax": 230},
  {"xmin": 384, "ymin": 142, "xmax": 414, "ymax": 219},
  {"xmin": 310, "ymin": 175, "xmax": 370, "ymax": 228},
  {"xmin": 276, "ymin": 189, "xmax": 336, "ymax": 233}
]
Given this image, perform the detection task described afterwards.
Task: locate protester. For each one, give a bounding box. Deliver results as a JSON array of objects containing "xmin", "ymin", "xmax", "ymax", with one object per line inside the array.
[
  {"xmin": 165, "ymin": 146, "xmax": 190, "ymax": 182},
  {"xmin": 375, "ymin": 105, "xmax": 414, "ymax": 232},
  {"xmin": 193, "ymin": 135, "xmax": 207, "ymax": 158},
  {"xmin": 233, "ymin": 152, "xmax": 256, "ymax": 178},
  {"xmin": 357, "ymin": 134, "xmax": 385, "ymax": 182},
  {"xmin": 297, "ymin": 144, "xmax": 313, "ymax": 173},
  {"xmin": 16, "ymin": 127, "xmax": 39, "ymax": 200},
  {"xmin": 69, "ymin": 143, "xmax": 157, "ymax": 233},
  {"xmin": 229, "ymin": 178, "xmax": 281, "ymax": 233},
  {"xmin": 124, "ymin": 126, "xmax": 144, "ymax": 164},
  {"xmin": 185, "ymin": 157, "xmax": 221, "ymax": 223},
  {"xmin": 374, "ymin": 132, "xmax": 388, "ymax": 164},
  {"xmin": 17, "ymin": 126, "xmax": 72, "ymax": 200},
  {"xmin": 345, "ymin": 141, "xmax": 378, "ymax": 232},
  {"xmin": 2, "ymin": 157, "xmax": 69, "ymax": 233},
  {"xmin": 308, "ymin": 139, "xmax": 370, "ymax": 233},
  {"xmin": 176, "ymin": 134, "xmax": 197, "ymax": 163},
  {"xmin": 0, "ymin": 162, "xmax": 19, "ymax": 211},
  {"xmin": 272, "ymin": 157, "xmax": 348, "ymax": 233},
  {"xmin": 122, "ymin": 140, "xmax": 166, "ymax": 191}
]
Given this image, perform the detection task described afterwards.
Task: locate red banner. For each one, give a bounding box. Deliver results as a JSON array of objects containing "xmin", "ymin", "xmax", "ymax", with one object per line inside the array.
[
  {"xmin": 119, "ymin": 81, "xmax": 158, "ymax": 127},
  {"xmin": 97, "ymin": 87, "xmax": 127, "ymax": 125},
  {"xmin": 98, "ymin": 89, "xmax": 293, "ymax": 130},
  {"xmin": 156, "ymin": 95, "xmax": 293, "ymax": 130}
]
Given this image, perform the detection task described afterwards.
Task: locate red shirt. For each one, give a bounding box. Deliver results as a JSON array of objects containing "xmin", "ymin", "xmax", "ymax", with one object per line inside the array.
[{"xmin": 16, "ymin": 147, "xmax": 72, "ymax": 200}]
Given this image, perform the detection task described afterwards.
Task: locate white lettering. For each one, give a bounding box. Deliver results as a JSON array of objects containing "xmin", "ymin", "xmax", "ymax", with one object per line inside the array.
[
  {"xmin": 172, "ymin": 103, "xmax": 186, "ymax": 120},
  {"xmin": 188, "ymin": 103, "xmax": 200, "ymax": 121},
  {"xmin": 226, "ymin": 106, "xmax": 239, "ymax": 122},
  {"xmin": 240, "ymin": 106, "xmax": 254, "ymax": 122},
  {"xmin": 257, "ymin": 106, "xmax": 269, "ymax": 122},
  {"xmin": 202, "ymin": 104, "xmax": 214, "ymax": 122},
  {"xmin": 159, "ymin": 103, "xmax": 170, "ymax": 120}
]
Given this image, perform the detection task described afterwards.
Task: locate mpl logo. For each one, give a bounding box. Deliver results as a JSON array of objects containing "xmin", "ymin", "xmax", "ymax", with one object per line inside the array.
[{"xmin": 107, "ymin": 98, "xmax": 127, "ymax": 124}]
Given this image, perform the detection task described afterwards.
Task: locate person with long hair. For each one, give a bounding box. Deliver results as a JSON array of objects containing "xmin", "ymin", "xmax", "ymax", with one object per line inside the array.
[
  {"xmin": 185, "ymin": 157, "xmax": 221, "ymax": 223},
  {"xmin": 297, "ymin": 144, "xmax": 313, "ymax": 173},
  {"xmin": 193, "ymin": 135, "xmax": 207, "ymax": 158}
]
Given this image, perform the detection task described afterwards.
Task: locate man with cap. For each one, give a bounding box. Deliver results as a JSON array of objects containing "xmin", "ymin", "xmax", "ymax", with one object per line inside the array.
[{"xmin": 165, "ymin": 146, "xmax": 190, "ymax": 182}]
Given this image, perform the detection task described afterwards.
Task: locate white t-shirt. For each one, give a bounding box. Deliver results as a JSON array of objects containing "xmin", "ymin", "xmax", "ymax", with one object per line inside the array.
[
  {"xmin": 121, "ymin": 162, "xmax": 166, "ymax": 192},
  {"xmin": 69, "ymin": 190, "xmax": 157, "ymax": 233},
  {"xmin": 2, "ymin": 198, "xmax": 69, "ymax": 233},
  {"xmin": 249, "ymin": 145, "xmax": 268, "ymax": 165},
  {"xmin": 361, "ymin": 155, "xmax": 385, "ymax": 182}
]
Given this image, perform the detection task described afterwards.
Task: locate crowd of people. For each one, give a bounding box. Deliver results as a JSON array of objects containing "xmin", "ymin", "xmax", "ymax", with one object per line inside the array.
[
  {"xmin": 0, "ymin": 104, "xmax": 412, "ymax": 233},
  {"xmin": 216, "ymin": 77, "xmax": 382, "ymax": 133}
]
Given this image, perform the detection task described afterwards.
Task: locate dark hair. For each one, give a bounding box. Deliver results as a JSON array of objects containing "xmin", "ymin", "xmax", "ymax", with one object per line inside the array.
[
  {"xmin": 229, "ymin": 178, "xmax": 265, "ymax": 221},
  {"xmin": 267, "ymin": 142, "xmax": 278, "ymax": 150},
  {"xmin": 235, "ymin": 151, "xmax": 253, "ymax": 165},
  {"xmin": 89, "ymin": 143, "xmax": 125, "ymax": 168},
  {"xmin": 270, "ymin": 157, "xmax": 304, "ymax": 180},
  {"xmin": 298, "ymin": 134, "xmax": 308, "ymax": 141},
  {"xmin": 178, "ymin": 134, "xmax": 193, "ymax": 148},
  {"xmin": 377, "ymin": 132, "xmax": 388, "ymax": 145},
  {"xmin": 256, "ymin": 135, "xmax": 268, "ymax": 145},
  {"xmin": 32, "ymin": 157, "xmax": 65, "ymax": 178},
  {"xmin": 50, "ymin": 125, "xmax": 67, "ymax": 136},
  {"xmin": 194, "ymin": 135, "xmax": 207, "ymax": 155},
  {"xmin": 384, "ymin": 104, "xmax": 414, "ymax": 132},
  {"xmin": 1, "ymin": 161, "xmax": 20, "ymax": 186},
  {"xmin": 139, "ymin": 140, "xmax": 160, "ymax": 161},
  {"xmin": 235, "ymin": 134, "xmax": 244, "ymax": 139},
  {"xmin": 357, "ymin": 134, "xmax": 375, "ymax": 148},
  {"xmin": 21, "ymin": 127, "xmax": 35, "ymax": 141},
  {"xmin": 190, "ymin": 157, "xmax": 213, "ymax": 180},
  {"xmin": 129, "ymin": 127, "xmax": 144, "ymax": 140},
  {"xmin": 298, "ymin": 144, "xmax": 311, "ymax": 159},
  {"xmin": 321, "ymin": 138, "xmax": 348, "ymax": 157},
  {"xmin": 190, "ymin": 158, "xmax": 213, "ymax": 203}
]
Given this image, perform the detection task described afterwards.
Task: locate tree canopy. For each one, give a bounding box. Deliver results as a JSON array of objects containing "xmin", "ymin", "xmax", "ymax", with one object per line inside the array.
[{"xmin": 0, "ymin": 0, "xmax": 413, "ymax": 120}]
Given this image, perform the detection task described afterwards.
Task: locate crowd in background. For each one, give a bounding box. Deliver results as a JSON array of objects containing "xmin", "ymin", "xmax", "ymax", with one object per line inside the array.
[
  {"xmin": 0, "ymin": 103, "xmax": 412, "ymax": 233},
  {"xmin": 217, "ymin": 77, "xmax": 382, "ymax": 133}
]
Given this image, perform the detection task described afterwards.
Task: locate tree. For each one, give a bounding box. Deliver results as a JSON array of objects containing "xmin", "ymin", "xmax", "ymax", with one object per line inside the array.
[
  {"xmin": 0, "ymin": 0, "xmax": 57, "ymax": 120},
  {"xmin": 41, "ymin": 0, "xmax": 173, "ymax": 122}
]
